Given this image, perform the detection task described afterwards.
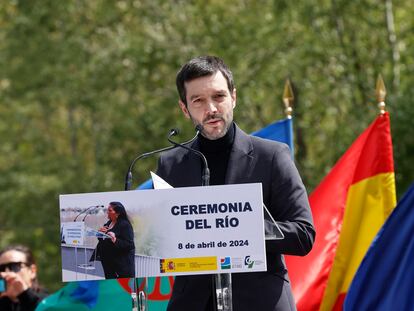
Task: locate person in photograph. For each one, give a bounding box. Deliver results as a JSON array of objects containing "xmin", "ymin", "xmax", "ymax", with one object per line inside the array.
[
  {"xmin": 0, "ymin": 245, "xmax": 48, "ymax": 311},
  {"xmin": 94, "ymin": 201, "xmax": 135, "ymax": 279}
]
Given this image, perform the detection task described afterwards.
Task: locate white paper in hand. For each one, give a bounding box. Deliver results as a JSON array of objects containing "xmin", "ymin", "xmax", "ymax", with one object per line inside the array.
[{"xmin": 150, "ymin": 171, "xmax": 173, "ymax": 189}]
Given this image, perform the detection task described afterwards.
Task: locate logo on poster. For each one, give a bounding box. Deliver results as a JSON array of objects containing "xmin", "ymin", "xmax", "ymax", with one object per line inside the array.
[
  {"xmin": 244, "ymin": 256, "xmax": 254, "ymax": 268},
  {"xmin": 220, "ymin": 257, "xmax": 231, "ymax": 269},
  {"xmin": 231, "ymin": 257, "xmax": 243, "ymax": 269},
  {"xmin": 167, "ymin": 261, "xmax": 175, "ymax": 270}
]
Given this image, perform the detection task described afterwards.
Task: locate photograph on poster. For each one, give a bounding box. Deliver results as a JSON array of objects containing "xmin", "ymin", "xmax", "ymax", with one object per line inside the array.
[{"xmin": 59, "ymin": 183, "xmax": 267, "ymax": 281}]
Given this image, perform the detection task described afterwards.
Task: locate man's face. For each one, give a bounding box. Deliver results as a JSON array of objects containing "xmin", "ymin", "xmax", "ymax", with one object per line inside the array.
[
  {"xmin": 0, "ymin": 250, "xmax": 36, "ymax": 287},
  {"xmin": 179, "ymin": 71, "xmax": 236, "ymax": 140}
]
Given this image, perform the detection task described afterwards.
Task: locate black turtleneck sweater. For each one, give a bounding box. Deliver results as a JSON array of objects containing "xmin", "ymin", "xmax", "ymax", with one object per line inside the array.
[{"xmin": 198, "ymin": 122, "xmax": 235, "ymax": 186}]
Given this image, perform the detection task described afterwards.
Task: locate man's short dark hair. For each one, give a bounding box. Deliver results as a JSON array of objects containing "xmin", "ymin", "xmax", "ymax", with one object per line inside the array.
[{"xmin": 176, "ymin": 56, "xmax": 235, "ymax": 106}]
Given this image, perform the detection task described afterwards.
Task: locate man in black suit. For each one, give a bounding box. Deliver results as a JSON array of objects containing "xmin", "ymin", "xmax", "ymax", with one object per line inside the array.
[{"xmin": 157, "ymin": 56, "xmax": 315, "ymax": 311}]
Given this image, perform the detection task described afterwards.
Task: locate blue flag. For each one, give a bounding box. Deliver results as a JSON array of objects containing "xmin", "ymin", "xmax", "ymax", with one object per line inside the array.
[
  {"xmin": 344, "ymin": 182, "xmax": 414, "ymax": 311},
  {"xmin": 137, "ymin": 178, "xmax": 153, "ymax": 189},
  {"xmin": 251, "ymin": 118, "xmax": 294, "ymax": 157}
]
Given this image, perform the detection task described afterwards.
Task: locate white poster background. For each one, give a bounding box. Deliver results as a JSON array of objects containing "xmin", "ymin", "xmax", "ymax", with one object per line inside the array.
[{"xmin": 59, "ymin": 183, "xmax": 266, "ymax": 279}]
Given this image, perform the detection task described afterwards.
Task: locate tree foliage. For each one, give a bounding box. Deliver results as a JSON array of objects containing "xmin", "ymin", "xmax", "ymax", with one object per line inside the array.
[{"xmin": 0, "ymin": 0, "xmax": 413, "ymax": 290}]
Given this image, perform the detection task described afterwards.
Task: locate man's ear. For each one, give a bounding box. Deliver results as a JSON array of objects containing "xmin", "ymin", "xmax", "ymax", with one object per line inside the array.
[
  {"xmin": 179, "ymin": 100, "xmax": 191, "ymax": 119},
  {"xmin": 29, "ymin": 264, "xmax": 37, "ymax": 282},
  {"xmin": 231, "ymin": 88, "xmax": 237, "ymax": 108}
]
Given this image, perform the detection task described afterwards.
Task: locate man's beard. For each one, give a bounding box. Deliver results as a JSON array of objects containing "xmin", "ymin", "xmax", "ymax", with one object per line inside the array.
[{"xmin": 200, "ymin": 114, "xmax": 232, "ymax": 140}]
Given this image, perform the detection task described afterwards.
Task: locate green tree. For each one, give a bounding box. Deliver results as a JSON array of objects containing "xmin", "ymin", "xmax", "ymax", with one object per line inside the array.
[{"xmin": 0, "ymin": 0, "xmax": 412, "ymax": 290}]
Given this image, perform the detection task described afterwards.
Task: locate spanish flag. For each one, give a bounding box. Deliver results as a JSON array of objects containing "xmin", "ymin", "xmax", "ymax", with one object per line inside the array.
[{"xmin": 285, "ymin": 112, "xmax": 396, "ymax": 310}]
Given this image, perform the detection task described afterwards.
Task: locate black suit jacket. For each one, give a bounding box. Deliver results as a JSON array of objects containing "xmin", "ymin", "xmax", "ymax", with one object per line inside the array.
[
  {"xmin": 157, "ymin": 125, "xmax": 315, "ymax": 311},
  {"xmin": 96, "ymin": 218, "xmax": 135, "ymax": 279}
]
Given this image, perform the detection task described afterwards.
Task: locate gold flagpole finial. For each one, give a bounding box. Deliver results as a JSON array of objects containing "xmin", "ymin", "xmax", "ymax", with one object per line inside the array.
[
  {"xmin": 376, "ymin": 74, "xmax": 387, "ymax": 115},
  {"xmin": 283, "ymin": 79, "xmax": 294, "ymax": 119}
]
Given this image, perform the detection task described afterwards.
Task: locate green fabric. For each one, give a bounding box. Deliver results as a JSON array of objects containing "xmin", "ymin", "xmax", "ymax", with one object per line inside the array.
[
  {"xmin": 36, "ymin": 280, "xmax": 131, "ymax": 311},
  {"xmin": 35, "ymin": 277, "xmax": 172, "ymax": 310}
]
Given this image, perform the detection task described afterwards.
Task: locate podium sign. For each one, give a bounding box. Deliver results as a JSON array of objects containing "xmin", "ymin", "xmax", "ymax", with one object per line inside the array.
[
  {"xmin": 61, "ymin": 222, "xmax": 85, "ymax": 246},
  {"xmin": 59, "ymin": 183, "xmax": 266, "ymax": 281},
  {"xmin": 155, "ymin": 183, "xmax": 266, "ymax": 276}
]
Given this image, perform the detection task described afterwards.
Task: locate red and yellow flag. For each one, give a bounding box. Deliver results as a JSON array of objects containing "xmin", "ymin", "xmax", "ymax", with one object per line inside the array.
[{"xmin": 285, "ymin": 112, "xmax": 396, "ymax": 310}]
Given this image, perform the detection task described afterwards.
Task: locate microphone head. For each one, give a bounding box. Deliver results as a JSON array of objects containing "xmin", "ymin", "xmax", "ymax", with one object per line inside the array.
[
  {"xmin": 195, "ymin": 124, "xmax": 204, "ymax": 133},
  {"xmin": 169, "ymin": 128, "xmax": 180, "ymax": 137}
]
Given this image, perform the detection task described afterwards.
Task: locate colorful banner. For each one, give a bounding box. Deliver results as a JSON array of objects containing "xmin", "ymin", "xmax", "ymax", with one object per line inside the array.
[
  {"xmin": 36, "ymin": 280, "xmax": 131, "ymax": 311},
  {"xmin": 285, "ymin": 112, "xmax": 396, "ymax": 310}
]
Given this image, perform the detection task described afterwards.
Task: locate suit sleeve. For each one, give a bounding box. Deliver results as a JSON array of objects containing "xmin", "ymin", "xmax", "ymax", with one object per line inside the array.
[
  {"xmin": 114, "ymin": 220, "xmax": 135, "ymax": 251},
  {"xmin": 98, "ymin": 220, "xmax": 111, "ymax": 241},
  {"xmin": 266, "ymin": 144, "xmax": 315, "ymax": 256}
]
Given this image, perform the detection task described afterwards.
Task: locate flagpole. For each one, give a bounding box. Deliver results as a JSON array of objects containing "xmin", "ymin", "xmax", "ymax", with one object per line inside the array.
[
  {"xmin": 376, "ymin": 74, "xmax": 387, "ymax": 115},
  {"xmin": 283, "ymin": 79, "xmax": 295, "ymax": 158},
  {"xmin": 283, "ymin": 79, "xmax": 294, "ymax": 119}
]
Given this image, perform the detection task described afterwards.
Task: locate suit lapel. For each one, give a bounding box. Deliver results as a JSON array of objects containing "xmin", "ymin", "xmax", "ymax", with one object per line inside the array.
[{"xmin": 225, "ymin": 125, "xmax": 254, "ymax": 184}]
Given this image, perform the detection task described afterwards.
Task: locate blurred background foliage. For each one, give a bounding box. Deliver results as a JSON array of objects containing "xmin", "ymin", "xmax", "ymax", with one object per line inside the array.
[{"xmin": 0, "ymin": 0, "xmax": 413, "ymax": 291}]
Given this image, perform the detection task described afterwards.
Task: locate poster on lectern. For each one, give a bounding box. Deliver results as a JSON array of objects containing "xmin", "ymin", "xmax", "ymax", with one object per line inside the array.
[{"xmin": 59, "ymin": 183, "xmax": 266, "ymax": 281}]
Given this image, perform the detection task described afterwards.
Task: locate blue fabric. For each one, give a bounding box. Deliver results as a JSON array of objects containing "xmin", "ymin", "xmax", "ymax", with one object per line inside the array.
[
  {"xmin": 344, "ymin": 183, "xmax": 414, "ymax": 311},
  {"xmin": 137, "ymin": 178, "xmax": 153, "ymax": 189},
  {"xmin": 251, "ymin": 118, "xmax": 294, "ymax": 158},
  {"xmin": 70, "ymin": 281, "xmax": 99, "ymax": 309},
  {"xmin": 36, "ymin": 280, "xmax": 132, "ymax": 310}
]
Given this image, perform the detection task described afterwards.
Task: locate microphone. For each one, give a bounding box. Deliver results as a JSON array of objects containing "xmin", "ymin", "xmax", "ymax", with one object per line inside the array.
[
  {"xmin": 168, "ymin": 125, "xmax": 210, "ymax": 186},
  {"xmin": 124, "ymin": 128, "xmax": 198, "ymax": 190},
  {"xmin": 169, "ymin": 128, "xmax": 180, "ymax": 136},
  {"xmin": 82, "ymin": 205, "xmax": 104, "ymax": 221},
  {"xmin": 74, "ymin": 205, "xmax": 103, "ymax": 222}
]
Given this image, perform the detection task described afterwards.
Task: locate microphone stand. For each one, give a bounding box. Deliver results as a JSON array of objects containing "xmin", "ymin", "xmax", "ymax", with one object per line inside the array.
[
  {"xmin": 72, "ymin": 205, "xmax": 101, "ymax": 280},
  {"xmin": 167, "ymin": 126, "xmax": 210, "ymax": 186},
  {"xmin": 167, "ymin": 126, "xmax": 232, "ymax": 311},
  {"xmin": 124, "ymin": 129, "xmax": 199, "ymax": 311},
  {"xmin": 73, "ymin": 205, "xmax": 101, "ymax": 222},
  {"xmin": 81, "ymin": 205, "xmax": 103, "ymax": 279},
  {"xmin": 124, "ymin": 130, "xmax": 199, "ymax": 191},
  {"xmin": 82, "ymin": 205, "xmax": 107, "ymax": 279}
]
